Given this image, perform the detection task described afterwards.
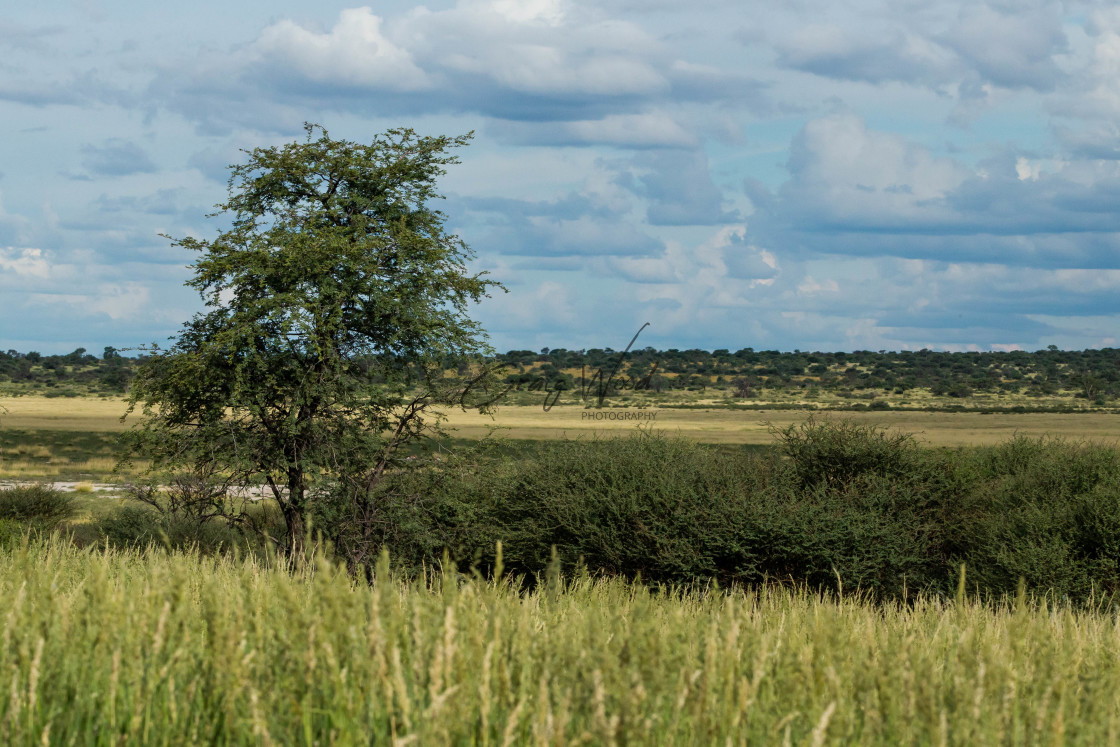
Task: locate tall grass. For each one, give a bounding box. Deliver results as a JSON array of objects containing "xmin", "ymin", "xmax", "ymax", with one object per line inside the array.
[{"xmin": 3, "ymin": 536, "xmax": 1120, "ymax": 744}]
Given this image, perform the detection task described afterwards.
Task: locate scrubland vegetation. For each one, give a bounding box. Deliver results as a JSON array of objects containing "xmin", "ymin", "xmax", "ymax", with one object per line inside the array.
[
  {"xmin": 8, "ymin": 421, "xmax": 1120, "ymax": 602},
  {"xmin": 7, "ymin": 397, "xmax": 1120, "ymax": 742},
  {"xmin": 6, "ymin": 344, "xmax": 1120, "ymax": 411},
  {"xmin": 5, "ymin": 418, "xmax": 1120, "ymax": 740}
]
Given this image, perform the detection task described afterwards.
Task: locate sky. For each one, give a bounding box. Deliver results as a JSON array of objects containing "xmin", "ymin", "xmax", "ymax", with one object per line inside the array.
[{"xmin": 3, "ymin": 0, "xmax": 1120, "ymax": 354}]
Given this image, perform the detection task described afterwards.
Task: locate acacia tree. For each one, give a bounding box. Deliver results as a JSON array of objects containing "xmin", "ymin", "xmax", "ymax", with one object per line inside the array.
[{"xmin": 123, "ymin": 124, "xmax": 502, "ymax": 557}]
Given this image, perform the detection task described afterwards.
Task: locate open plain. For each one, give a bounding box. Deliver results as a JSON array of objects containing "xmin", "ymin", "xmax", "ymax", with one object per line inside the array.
[{"xmin": 6, "ymin": 395, "xmax": 1120, "ymax": 446}]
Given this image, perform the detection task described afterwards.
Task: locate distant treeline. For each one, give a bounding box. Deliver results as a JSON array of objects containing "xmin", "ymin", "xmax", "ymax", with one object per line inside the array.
[
  {"xmin": 3, "ymin": 345, "xmax": 1120, "ymax": 401},
  {"xmin": 495, "ymin": 346, "xmax": 1120, "ymax": 401},
  {"xmin": 0, "ymin": 347, "xmax": 140, "ymax": 394}
]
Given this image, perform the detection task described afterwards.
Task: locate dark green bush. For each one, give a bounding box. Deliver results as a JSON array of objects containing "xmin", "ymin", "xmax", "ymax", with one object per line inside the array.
[
  {"xmin": 0, "ymin": 484, "xmax": 76, "ymax": 528},
  {"xmin": 948, "ymin": 438, "xmax": 1120, "ymax": 599},
  {"xmin": 96, "ymin": 505, "xmax": 249, "ymax": 553},
  {"xmin": 368, "ymin": 426, "xmax": 1120, "ymax": 604},
  {"xmin": 314, "ymin": 445, "xmax": 515, "ymax": 576},
  {"xmin": 773, "ymin": 416, "xmax": 918, "ymax": 489},
  {"xmin": 41, "ymin": 420, "xmax": 1120, "ymax": 606},
  {"xmin": 489, "ymin": 434, "xmax": 765, "ymax": 585},
  {"xmin": 472, "ymin": 432, "xmax": 937, "ymax": 599}
]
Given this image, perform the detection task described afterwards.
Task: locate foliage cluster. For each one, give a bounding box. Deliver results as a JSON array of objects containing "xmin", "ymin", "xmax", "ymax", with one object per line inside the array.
[
  {"xmin": 0, "ymin": 484, "xmax": 75, "ymax": 548},
  {"xmin": 0, "ymin": 347, "xmax": 136, "ymax": 394},
  {"xmin": 15, "ymin": 422, "xmax": 1116, "ymax": 604},
  {"xmin": 122, "ymin": 124, "xmax": 503, "ymax": 557},
  {"xmin": 495, "ymin": 344, "xmax": 1120, "ymax": 400},
  {"xmin": 0, "ymin": 484, "xmax": 74, "ymax": 530},
  {"xmin": 305, "ymin": 424, "xmax": 1116, "ymax": 604},
  {"xmin": 6, "ymin": 343, "xmax": 1120, "ymax": 404}
]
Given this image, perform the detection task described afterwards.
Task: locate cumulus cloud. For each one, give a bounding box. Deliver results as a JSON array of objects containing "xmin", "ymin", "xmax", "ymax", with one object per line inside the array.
[
  {"xmin": 777, "ymin": 112, "xmax": 969, "ymax": 230},
  {"xmin": 776, "ymin": 24, "xmax": 956, "ymax": 86},
  {"xmin": 491, "ymin": 111, "xmax": 697, "ymax": 148},
  {"xmin": 477, "ymin": 212, "xmax": 663, "ymax": 257},
  {"xmin": 740, "ymin": 112, "xmax": 1120, "ymax": 268},
  {"xmin": 769, "ymin": 0, "xmax": 1070, "ymax": 113},
  {"xmin": 250, "ymin": 8, "xmax": 429, "ymax": 91},
  {"xmin": 719, "ymin": 230, "xmax": 779, "ymax": 281},
  {"xmin": 1050, "ymin": 8, "xmax": 1120, "ymax": 151},
  {"xmin": 148, "ymin": 1, "xmax": 767, "ymax": 138},
  {"xmin": 942, "ymin": 4, "xmax": 1067, "ymax": 92},
  {"xmin": 0, "ymin": 247, "xmax": 50, "ymax": 279}
]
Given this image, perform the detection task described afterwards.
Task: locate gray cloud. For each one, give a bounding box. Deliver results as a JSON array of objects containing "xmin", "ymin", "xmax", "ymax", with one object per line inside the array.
[
  {"xmin": 771, "ymin": 1, "xmax": 1070, "ymax": 100},
  {"xmin": 628, "ymin": 149, "xmax": 741, "ymax": 225},
  {"xmin": 461, "ymin": 190, "xmax": 664, "ymax": 258},
  {"xmin": 80, "ymin": 139, "xmax": 157, "ymax": 177},
  {"xmin": 776, "ymin": 26, "xmax": 957, "ymax": 86},
  {"xmin": 941, "ymin": 4, "xmax": 1067, "ymax": 91},
  {"xmin": 746, "ymin": 112, "xmax": 1120, "ymax": 268},
  {"xmin": 0, "ymin": 20, "xmax": 65, "ymax": 51}
]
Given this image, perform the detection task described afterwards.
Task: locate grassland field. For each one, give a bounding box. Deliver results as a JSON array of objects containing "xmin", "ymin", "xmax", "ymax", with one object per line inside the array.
[
  {"xmin": 8, "ymin": 398, "xmax": 1120, "ymax": 743},
  {"xmin": 5, "ymin": 537, "xmax": 1120, "ymax": 745},
  {"xmin": 6, "ymin": 394, "xmax": 1120, "ymax": 483}
]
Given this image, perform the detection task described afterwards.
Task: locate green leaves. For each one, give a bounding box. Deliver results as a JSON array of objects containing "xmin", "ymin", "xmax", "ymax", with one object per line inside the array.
[{"xmin": 126, "ymin": 123, "xmax": 503, "ymax": 556}]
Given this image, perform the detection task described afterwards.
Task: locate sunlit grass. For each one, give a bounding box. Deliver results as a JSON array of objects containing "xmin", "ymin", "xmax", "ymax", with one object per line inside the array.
[
  {"xmin": 0, "ymin": 457, "xmax": 141, "ymax": 481},
  {"xmin": 3, "ymin": 537, "xmax": 1120, "ymax": 744}
]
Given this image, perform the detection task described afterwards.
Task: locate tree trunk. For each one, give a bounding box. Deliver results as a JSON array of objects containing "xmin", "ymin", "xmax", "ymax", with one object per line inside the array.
[{"xmin": 284, "ymin": 467, "xmax": 307, "ymax": 559}]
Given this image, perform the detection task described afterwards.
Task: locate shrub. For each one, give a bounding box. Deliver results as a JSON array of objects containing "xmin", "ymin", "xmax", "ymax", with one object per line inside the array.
[
  {"xmin": 948, "ymin": 438, "xmax": 1120, "ymax": 599},
  {"xmin": 314, "ymin": 444, "xmax": 514, "ymax": 577},
  {"xmin": 772, "ymin": 416, "xmax": 918, "ymax": 489},
  {"xmin": 0, "ymin": 484, "xmax": 76, "ymax": 528},
  {"xmin": 95, "ymin": 504, "xmax": 249, "ymax": 554}
]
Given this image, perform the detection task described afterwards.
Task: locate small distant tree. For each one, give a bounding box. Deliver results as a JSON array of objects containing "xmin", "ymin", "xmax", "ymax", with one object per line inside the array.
[
  {"xmin": 123, "ymin": 124, "xmax": 504, "ymax": 559},
  {"xmin": 732, "ymin": 376, "xmax": 755, "ymax": 399},
  {"xmin": 1072, "ymin": 372, "xmax": 1106, "ymax": 401}
]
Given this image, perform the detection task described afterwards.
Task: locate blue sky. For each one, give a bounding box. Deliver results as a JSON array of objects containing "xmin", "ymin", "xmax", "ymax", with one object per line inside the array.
[{"xmin": 3, "ymin": 0, "xmax": 1120, "ymax": 354}]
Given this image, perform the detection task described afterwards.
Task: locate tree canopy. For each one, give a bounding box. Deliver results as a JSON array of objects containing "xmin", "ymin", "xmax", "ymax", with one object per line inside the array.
[{"xmin": 123, "ymin": 124, "xmax": 502, "ymax": 558}]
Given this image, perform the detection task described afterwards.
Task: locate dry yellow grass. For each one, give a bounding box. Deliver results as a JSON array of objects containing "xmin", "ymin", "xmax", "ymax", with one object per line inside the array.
[
  {"xmin": 438, "ymin": 405, "xmax": 1120, "ymax": 447},
  {"xmin": 6, "ymin": 395, "xmax": 1120, "ymax": 447},
  {"xmin": 0, "ymin": 396, "xmax": 132, "ymax": 431},
  {"xmin": 0, "ymin": 457, "xmax": 130, "ymax": 481}
]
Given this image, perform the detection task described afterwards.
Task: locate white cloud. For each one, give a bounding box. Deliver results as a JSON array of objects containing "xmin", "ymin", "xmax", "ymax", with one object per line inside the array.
[
  {"xmin": 494, "ymin": 111, "xmax": 695, "ymax": 147},
  {"xmin": 24, "ymin": 282, "xmax": 152, "ymax": 321},
  {"xmin": 0, "ymin": 247, "xmax": 50, "ymax": 279},
  {"xmin": 781, "ymin": 111, "xmax": 970, "ymax": 228},
  {"xmin": 252, "ymin": 8, "xmax": 429, "ymax": 91},
  {"xmin": 1016, "ymin": 157, "xmax": 1040, "ymax": 181},
  {"xmin": 88, "ymin": 283, "xmax": 151, "ymax": 320},
  {"xmin": 481, "ymin": 280, "xmax": 577, "ymax": 331},
  {"xmin": 943, "ymin": 4, "xmax": 1067, "ymax": 91},
  {"xmin": 565, "ymin": 112, "xmax": 693, "ymax": 147},
  {"xmin": 481, "ymin": 0, "xmax": 568, "ymax": 25},
  {"xmin": 797, "ymin": 276, "xmax": 839, "ymax": 294}
]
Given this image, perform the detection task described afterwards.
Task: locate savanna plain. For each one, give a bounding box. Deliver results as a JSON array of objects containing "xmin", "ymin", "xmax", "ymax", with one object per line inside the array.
[{"xmin": 5, "ymin": 395, "xmax": 1120, "ymax": 744}]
